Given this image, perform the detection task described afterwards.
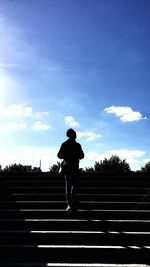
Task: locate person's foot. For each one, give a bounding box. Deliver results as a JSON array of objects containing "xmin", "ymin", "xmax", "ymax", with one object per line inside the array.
[
  {"xmin": 66, "ymin": 204, "xmax": 71, "ymax": 211},
  {"xmin": 71, "ymin": 199, "xmax": 78, "ymax": 210}
]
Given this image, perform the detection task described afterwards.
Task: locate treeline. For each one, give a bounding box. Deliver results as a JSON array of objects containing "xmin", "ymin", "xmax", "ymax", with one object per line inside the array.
[
  {"xmin": 1, "ymin": 155, "xmax": 150, "ymax": 174},
  {"xmin": 49, "ymin": 155, "xmax": 150, "ymax": 174},
  {"xmin": 0, "ymin": 164, "xmax": 41, "ymax": 173}
]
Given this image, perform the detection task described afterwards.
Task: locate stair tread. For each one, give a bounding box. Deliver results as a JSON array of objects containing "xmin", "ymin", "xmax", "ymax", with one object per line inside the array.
[{"xmin": 1, "ymin": 173, "xmax": 150, "ymax": 265}]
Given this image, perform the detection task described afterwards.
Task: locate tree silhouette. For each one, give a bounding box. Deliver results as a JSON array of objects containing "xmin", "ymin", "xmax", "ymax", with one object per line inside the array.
[
  {"xmin": 85, "ymin": 166, "xmax": 94, "ymax": 173},
  {"xmin": 49, "ymin": 161, "xmax": 61, "ymax": 173},
  {"xmin": 141, "ymin": 161, "xmax": 150, "ymax": 174},
  {"xmin": 3, "ymin": 163, "xmax": 28, "ymax": 173},
  {"xmin": 94, "ymin": 155, "xmax": 131, "ymax": 173}
]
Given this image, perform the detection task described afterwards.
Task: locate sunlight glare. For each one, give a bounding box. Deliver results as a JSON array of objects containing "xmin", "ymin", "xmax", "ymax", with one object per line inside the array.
[{"xmin": 0, "ymin": 70, "xmax": 19, "ymax": 106}]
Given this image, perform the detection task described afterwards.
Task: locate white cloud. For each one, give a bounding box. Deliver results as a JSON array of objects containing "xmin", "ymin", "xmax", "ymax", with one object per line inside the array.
[
  {"xmin": 85, "ymin": 152, "xmax": 99, "ymax": 160},
  {"xmin": 33, "ymin": 121, "xmax": 51, "ymax": 130},
  {"xmin": 0, "ymin": 104, "xmax": 51, "ymax": 131},
  {"xmin": 85, "ymin": 149, "xmax": 146, "ymax": 170},
  {"xmin": 142, "ymin": 158, "xmax": 150, "ymax": 164},
  {"xmin": 65, "ymin": 116, "xmax": 79, "ymax": 127},
  {"xmin": 99, "ymin": 149, "xmax": 145, "ymax": 163},
  {"xmin": 104, "ymin": 106, "xmax": 147, "ymax": 122},
  {"xmin": 86, "ymin": 149, "xmax": 145, "ymax": 161},
  {"xmin": 3, "ymin": 122, "xmax": 27, "ymax": 130},
  {"xmin": 77, "ymin": 131, "xmax": 101, "ymax": 142}
]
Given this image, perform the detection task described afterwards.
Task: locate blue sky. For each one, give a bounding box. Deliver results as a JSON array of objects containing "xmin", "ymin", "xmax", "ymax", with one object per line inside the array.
[{"xmin": 0, "ymin": 0, "xmax": 150, "ymax": 171}]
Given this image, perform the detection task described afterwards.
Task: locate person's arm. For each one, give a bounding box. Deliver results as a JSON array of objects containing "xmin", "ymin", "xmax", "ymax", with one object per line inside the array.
[
  {"xmin": 78, "ymin": 144, "xmax": 84, "ymax": 160},
  {"xmin": 57, "ymin": 144, "xmax": 65, "ymax": 159}
]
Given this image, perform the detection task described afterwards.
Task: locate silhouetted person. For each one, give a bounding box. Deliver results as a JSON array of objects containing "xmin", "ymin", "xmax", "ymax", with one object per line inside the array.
[{"xmin": 57, "ymin": 128, "xmax": 84, "ymax": 211}]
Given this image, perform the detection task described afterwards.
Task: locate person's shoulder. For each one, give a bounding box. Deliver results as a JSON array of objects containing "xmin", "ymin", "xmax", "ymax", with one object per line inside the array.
[
  {"xmin": 75, "ymin": 141, "xmax": 82, "ymax": 147},
  {"xmin": 61, "ymin": 139, "xmax": 69, "ymax": 146}
]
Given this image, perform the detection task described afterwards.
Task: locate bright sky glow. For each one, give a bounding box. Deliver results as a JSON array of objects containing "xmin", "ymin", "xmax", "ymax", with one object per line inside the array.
[{"xmin": 0, "ymin": 0, "xmax": 150, "ymax": 171}]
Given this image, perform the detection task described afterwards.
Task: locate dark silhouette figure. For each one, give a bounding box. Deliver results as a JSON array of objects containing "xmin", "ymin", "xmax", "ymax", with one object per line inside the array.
[{"xmin": 57, "ymin": 128, "xmax": 84, "ymax": 211}]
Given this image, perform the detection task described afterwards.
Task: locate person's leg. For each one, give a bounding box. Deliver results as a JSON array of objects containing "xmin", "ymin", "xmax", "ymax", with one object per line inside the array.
[
  {"xmin": 71, "ymin": 171, "xmax": 79, "ymax": 209},
  {"xmin": 65, "ymin": 175, "xmax": 72, "ymax": 209}
]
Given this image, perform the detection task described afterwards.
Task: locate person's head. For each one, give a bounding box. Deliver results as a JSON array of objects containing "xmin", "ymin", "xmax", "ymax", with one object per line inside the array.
[{"xmin": 66, "ymin": 128, "xmax": 76, "ymax": 140}]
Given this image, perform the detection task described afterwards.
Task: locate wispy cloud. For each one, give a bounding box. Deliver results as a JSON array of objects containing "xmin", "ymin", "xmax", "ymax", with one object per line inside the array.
[
  {"xmin": 0, "ymin": 104, "xmax": 51, "ymax": 131},
  {"xmin": 104, "ymin": 106, "xmax": 147, "ymax": 122},
  {"xmin": 35, "ymin": 111, "xmax": 49, "ymax": 118},
  {"xmin": 0, "ymin": 63, "xmax": 19, "ymax": 69},
  {"xmin": 0, "ymin": 15, "xmax": 67, "ymax": 76},
  {"xmin": 0, "ymin": 104, "xmax": 33, "ymax": 117},
  {"xmin": 0, "ymin": 15, "xmax": 36, "ymax": 67},
  {"xmin": 0, "ymin": 120, "xmax": 51, "ymax": 131},
  {"xmin": 0, "ymin": 104, "xmax": 49, "ymax": 119},
  {"xmin": 77, "ymin": 131, "xmax": 101, "ymax": 142},
  {"xmin": 65, "ymin": 116, "xmax": 80, "ymax": 127},
  {"xmin": 33, "ymin": 121, "xmax": 51, "ymax": 130},
  {"xmin": 45, "ymin": 63, "xmax": 70, "ymax": 73}
]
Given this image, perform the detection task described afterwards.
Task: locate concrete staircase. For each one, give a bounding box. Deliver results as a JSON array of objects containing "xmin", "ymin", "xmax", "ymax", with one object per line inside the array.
[{"xmin": 0, "ymin": 172, "xmax": 150, "ymax": 266}]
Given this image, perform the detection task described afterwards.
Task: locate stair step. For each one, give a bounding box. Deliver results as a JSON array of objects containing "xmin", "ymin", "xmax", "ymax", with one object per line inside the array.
[
  {"xmin": 0, "ymin": 200, "xmax": 150, "ymax": 210},
  {"xmin": 1, "ymin": 219, "xmax": 150, "ymax": 231},
  {"xmin": 0, "ymin": 209, "xmax": 150, "ymax": 219},
  {"xmin": 1, "ymin": 230, "xmax": 150, "ymax": 246},
  {"xmin": 1, "ymin": 264, "xmax": 147, "ymax": 267},
  {"xmin": 0, "ymin": 246, "xmax": 149, "ymax": 264},
  {"xmin": 6, "ymin": 187, "xmax": 150, "ymax": 194},
  {"xmin": 2, "ymin": 193, "xmax": 150, "ymax": 202},
  {"xmin": 2, "ymin": 180, "xmax": 150, "ymax": 187},
  {"xmin": 1, "ymin": 173, "xmax": 150, "ymax": 265}
]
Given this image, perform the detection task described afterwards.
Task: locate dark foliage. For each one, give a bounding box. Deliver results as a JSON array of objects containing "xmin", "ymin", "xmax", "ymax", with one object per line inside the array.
[
  {"xmin": 94, "ymin": 155, "xmax": 131, "ymax": 173},
  {"xmin": 141, "ymin": 161, "xmax": 150, "ymax": 174},
  {"xmin": 3, "ymin": 163, "xmax": 28, "ymax": 173},
  {"xmin": 49, "ymin": 161, "xmax": 61, "ymax": 173}
]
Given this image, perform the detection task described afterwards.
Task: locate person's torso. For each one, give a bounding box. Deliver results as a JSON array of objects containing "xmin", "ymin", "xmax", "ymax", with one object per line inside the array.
[{"xmin": 63, "ymin": 139, "xmax": 81, "ymax": 164}]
